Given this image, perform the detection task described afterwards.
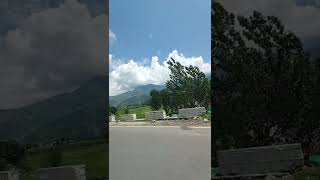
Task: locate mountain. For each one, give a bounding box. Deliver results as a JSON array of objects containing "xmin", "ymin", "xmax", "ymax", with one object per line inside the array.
[
  {"xmin": 0, "ymin": 75, "xmax": 107, "ymax": 144},
  {"xmin": 0, "ymin": 79, "xmax": 165, "ymax": 143},
  {"xmin": 109, "ymin": 84, "xmax": 165, "ymax": 107}
]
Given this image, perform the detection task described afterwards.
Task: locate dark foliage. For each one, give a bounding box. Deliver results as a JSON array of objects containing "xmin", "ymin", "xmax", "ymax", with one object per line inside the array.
[{"xmin": 212, "ymin": 1, "xmax": 320, "ymax": 162}]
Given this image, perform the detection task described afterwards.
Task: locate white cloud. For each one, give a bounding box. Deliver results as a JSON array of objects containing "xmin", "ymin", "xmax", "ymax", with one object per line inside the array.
[
  {"xmin": 0, "ymin": 0, "xmax": 108, "ymax": 108},
  {"xmin": 218, "ymin": 0, "xmax": 320, "ymax": 41},
  {"xmin": 109, "ymin": 29, "xmax": 117, "ymax": 45},
  {"xmin": 109, "ymin": 50, "xmax": 211, "ymax": 96}
]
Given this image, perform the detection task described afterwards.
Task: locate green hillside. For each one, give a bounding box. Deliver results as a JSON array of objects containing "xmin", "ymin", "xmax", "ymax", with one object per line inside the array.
[
  {"xmin": 0, "ymin": 75, "xmax": 107, "ymax": 143},
  {"xmin": 109, "ymin": 84, "xmax": 165, "ymax": 107},
  {"xmin": 116, "ymin": 105, "xmax": 152, "ymax": 119}
]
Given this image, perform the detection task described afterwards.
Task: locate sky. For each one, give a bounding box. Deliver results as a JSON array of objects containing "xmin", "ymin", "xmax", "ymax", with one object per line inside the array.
[
  {"xmin": 109, "ymin": 0, "xmax": 211, "ymax": 96},
  {"xmin": 2, "ymin": 0, "xmax": 320, "ymax": 108},
  {"xmin": 217, "ymin": 0, "xmax": 320, "ymax": 57},
  {"xmin": 0, "ymin": 0, "xmax": 108, "ymax": 109}
]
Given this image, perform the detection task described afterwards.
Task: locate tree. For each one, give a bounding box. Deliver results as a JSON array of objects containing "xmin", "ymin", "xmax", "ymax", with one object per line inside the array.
[
  {"xmin": 109, "ymin": 106, "xmax": 117, "ymax": 115},
  {"xmin": 47, "ymin": 147, "xmax": 62, "ymax": 167},
  {"xmin": 0, "ymin": 140, "xmax": 26, "ymax": 170},
  {"xmin": 159, "ymin": 89, "xmax": 171, "ymax": 115},
  {"xmin": 165, "ymin": 58, "xmax": 210, "ymax": 112},
  {"xmin": 149, "ymin": 58, "xmax": 210, "ymax": 115},
  {"xmin": 124, "ymin": 106, "xmax": 129, "ymax": 114},
  {"xmin": 1, "ymin": 141, "xmax": 26, "ymax": 166},
  {"xmin": 212, "ymin": 1, "xmax": 319, "ymax": 154},
  {"xmin": 150, "ymin": 90, "xmax": 162, "ymax": 110},
  {"xmin": 0, "ymin": 158, "xmax": 8, "ymax": 171}
]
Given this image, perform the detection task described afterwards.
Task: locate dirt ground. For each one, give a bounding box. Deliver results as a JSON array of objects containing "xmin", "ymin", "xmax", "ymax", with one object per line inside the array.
[{"xmin": 109, "ymin": 119, "xmax": 211, "ymax": 127}]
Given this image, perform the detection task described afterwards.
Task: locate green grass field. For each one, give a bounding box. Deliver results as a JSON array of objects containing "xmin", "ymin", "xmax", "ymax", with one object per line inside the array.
[
  {"xmin": 212, "ymin": 167, "xmax": 320, "ymax": 179},
  {"xmin": 21, "ymin": 140, "xmax": 108, "ymax": 180},
  {"xmin": 294, "ymin": 167, "xmax": 320, "ymax": 180},
  {"xmin": 116, "ymin": 105, "xmax": 152, "ymax": 119}
]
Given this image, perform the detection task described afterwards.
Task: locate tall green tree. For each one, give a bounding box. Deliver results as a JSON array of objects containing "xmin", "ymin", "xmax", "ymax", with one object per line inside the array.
[
  {"xmin": 124, "ymin": 106, "xmax": 129, "ymax": 114},
  {"xmin": 149, "ymin": 58, "xmax": 210, "ymax": 115},
  {"xmin": 109, "ymin": 106, "xmax": 117, "ymax": 115},
  {"xmin": 0, "ymin": 158, "xmax": 8, "ymax": 171},
  {"xmin": 0, "ymin": 140, "xmax": 26, "ymax": 170},
  {"xmin": 212, "ymin": 1, "xmax": 319, "ymax": 154},
  {"xmin": 150, "ymin": 90, "xmax": 162, "ymax": 110},
  {"xmin": 47, "ymin": 147, "xmax": 62, "ymax": 167},
  {"xmin": 166, "ymin": 58, "xmax": 210, "ymax": 111},
  {"xmin": 160, "ymin": 89, "xmax": 172, "ymax": 115}
]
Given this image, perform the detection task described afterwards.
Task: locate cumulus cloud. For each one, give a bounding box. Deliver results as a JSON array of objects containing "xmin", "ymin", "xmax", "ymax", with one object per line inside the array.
[
  {"xmin": 217, "ymin": 0, "xmax": 320, "ymax": 55},
  {"xmin": 0, "ymin": 0, "xmax": 107, "ymax": 108},
  {"xmin": 109, "ymin": 29, "xmax": 117, "ymax": 45},
  {"xmin": 296, "ymin": 0, "xmax": 320, "ymax": 8},
  {"xmin": 109, "ymin": 50, "xmax": 211, "ymax": 96}
]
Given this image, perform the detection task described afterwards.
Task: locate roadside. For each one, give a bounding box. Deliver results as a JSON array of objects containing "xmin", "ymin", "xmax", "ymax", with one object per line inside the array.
[
  {"xmin": 19, "ymin": 139, "xmax": 108, "ymax": 180},
  {"xmin": 109, "ymin": 119, "xmax": 211, "ymax": 127}
]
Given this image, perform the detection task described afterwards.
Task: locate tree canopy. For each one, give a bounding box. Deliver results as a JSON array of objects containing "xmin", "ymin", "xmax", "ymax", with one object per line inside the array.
[
  {"xmin": 150, "ymin": 58, "xmax": 210, "ymax": 114},
  {"xmin": 212, "ymin": 1, "xmax": 320, "ymax": 156},
  {"xmin": 0, "ymin": 140, "xmax": 26, "ymax": 170}
]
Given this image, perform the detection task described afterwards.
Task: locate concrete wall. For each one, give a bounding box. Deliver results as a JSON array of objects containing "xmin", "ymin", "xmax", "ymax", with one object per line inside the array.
[
  {"xmin": 109, "ymin": 115, "xmax": 116, "ymax": 122},
  {"xmin": 35, "ymin": 165, "xmax": 86, "ymax": 180},
  {"xmin": 120, "ymin": 114, "xmax": 136, "ymax": 121},
  {"xmin": 145, "ymin": 111, "xmax": 166, "ymax": 120},
  {"xmin": 178, "ymin": 107, "xmax": 206, "ymax": 118},
  {"xmin": 217, "ymin": 143, "xmax": 304, "ymax": 176},
  {"xmin": 0, "ymin": 171, "xmax": 19, "ymax": 180}
]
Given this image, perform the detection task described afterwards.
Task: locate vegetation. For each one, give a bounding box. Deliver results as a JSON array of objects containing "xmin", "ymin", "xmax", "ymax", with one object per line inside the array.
[
  {"xmin": 0, "ymin": 139, "xmax": 107, "ymax": 180},
  {"xmin": 109, "ymin": 106, "xmax": 117, "ymax": 116},
  {"xmin": 0, "ymin": 140, "xmax": 26, "ymax": 171},
  {"xmin": 0, "ymin": 76, "xmax": 107, "ymax": 144},
  {"xmin": 22, "ymin": 140, "xmax": 107, "ymax": 180},
  {"xmin": 111, "ymin": 105, "xmax": 152, "ymax": 119},
  {"xmin": 109, "ymin": 84, "xmax": 165, "ymax": 107},
  {"xmin": 294, "ymin": 167, "xmax": 320, "ymax": 179},
  {"xmin": 124, "ymin": 106, "xmax": 130, "ymax": 114},
  {"xmin": 47, "ymin": 147, "xmax": 62, "ymax": 167},
  {"xmin": 212, "ymin": 1, "xmax": 320, "ymax": 166},
  {"xmin": 150, "ymin": 58, "xmax": 211, "ymax": 115}
]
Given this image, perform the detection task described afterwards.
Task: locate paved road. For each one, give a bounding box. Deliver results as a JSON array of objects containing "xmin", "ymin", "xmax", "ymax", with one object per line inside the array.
[{"xmin": 109, "ymin": 126, "xmax": 211, "ymax": 180}]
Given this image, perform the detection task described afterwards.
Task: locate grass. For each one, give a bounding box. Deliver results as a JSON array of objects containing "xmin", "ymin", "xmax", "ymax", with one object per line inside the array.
[
  {"xmin": 201, "ymin": 113, "xmax": 211, "ymax": 120},
  {"xmin": 212, "ymin": 166, "xmax": 320, "ymax": 179},
  {"xmin": 116, "ymin": 105, "xmax": 152, "ymax": 119},
  {"xmin": 21, "ymin": 140, "xmax": 108, "ymax": 180},
  {"xmin": 295, "ymin": 167, "xmax": 320, "ymax": 180}
]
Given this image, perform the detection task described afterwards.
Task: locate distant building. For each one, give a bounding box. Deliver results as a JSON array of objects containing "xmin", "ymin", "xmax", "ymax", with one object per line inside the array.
[
  {"xmin": 0, "ymin": 170, "xmax": 19, "ymax": 180},
  {"xmin": 145, "ymin": 111, "xmax": 166, "ymax": 120},
  {"xmin": 120, "ymin": 114, "xmax": 136, "ymax": 121},
  {"xmin": 36, "ymin": 165, "xmax": 86, "ymax": 180},
  {"xmin": 109, "ymin": 115, "xmax": 116, "ymax": 122},
  {"xmin": 178, "ymin": 107, "xmax": 206, "ymax": 118}
]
